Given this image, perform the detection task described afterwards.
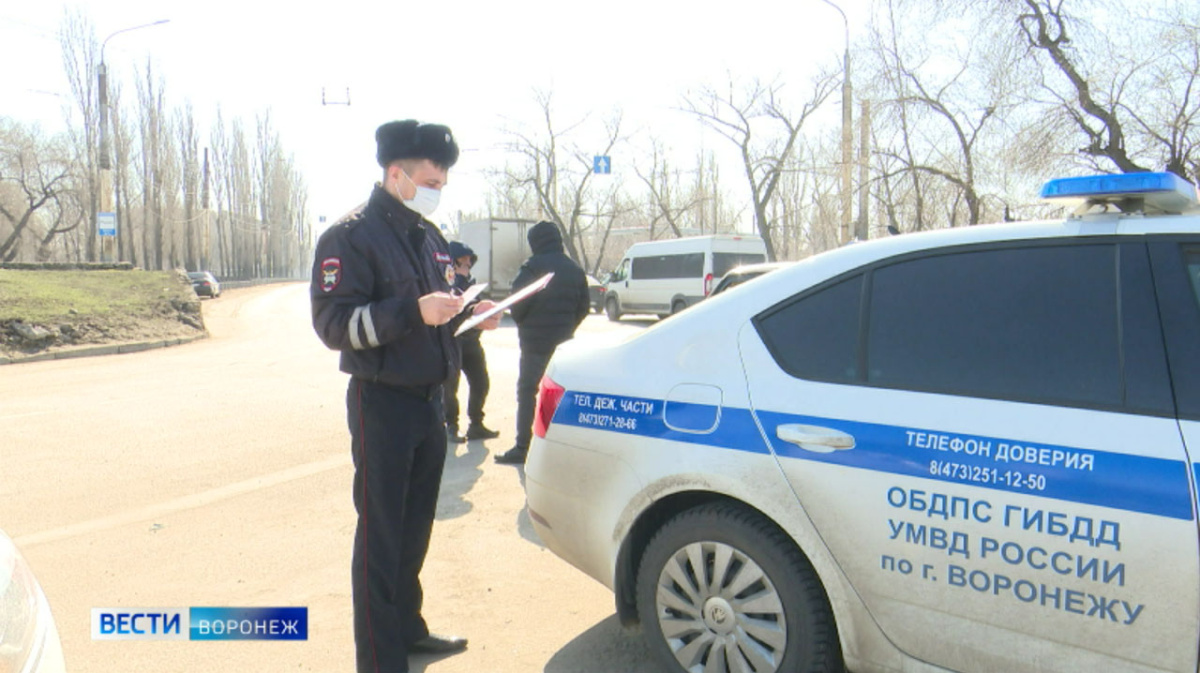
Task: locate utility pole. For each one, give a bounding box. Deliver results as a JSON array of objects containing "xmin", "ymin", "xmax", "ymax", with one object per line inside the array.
[
  {"xmin": 97, "ymin": 57, "xmax": 113, "ymax": 263},
  {"xmin": 98, "ymin": 19, "xmax": 169, "ymax": 263}
]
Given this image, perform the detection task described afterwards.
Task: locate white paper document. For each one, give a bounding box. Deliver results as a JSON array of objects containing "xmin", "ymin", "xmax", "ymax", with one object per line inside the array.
[
  {"xmin": 454, "ymin": 272, "xmax": 554, "ymax": 336},
  {"xmin": 456, "ymin": 282, "xmax": 488, "ymax": 306}
]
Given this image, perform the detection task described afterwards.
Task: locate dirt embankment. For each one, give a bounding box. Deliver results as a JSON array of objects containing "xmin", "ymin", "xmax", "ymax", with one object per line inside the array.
[{"xmin": 0, "ymin": 267, "xmax": 207, "ymax": 360}]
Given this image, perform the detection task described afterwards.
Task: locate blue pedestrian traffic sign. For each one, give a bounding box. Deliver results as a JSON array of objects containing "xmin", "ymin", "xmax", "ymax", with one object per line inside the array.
[{"xmin": 593, "ymin": 155, "xmax": 611, "ymax": 175}]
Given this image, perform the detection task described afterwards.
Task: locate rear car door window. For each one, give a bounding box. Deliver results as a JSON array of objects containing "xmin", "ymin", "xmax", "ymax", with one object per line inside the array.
[{"xmin": 867, "ymin": 244, "xmax": 1121, "ymax": 408}]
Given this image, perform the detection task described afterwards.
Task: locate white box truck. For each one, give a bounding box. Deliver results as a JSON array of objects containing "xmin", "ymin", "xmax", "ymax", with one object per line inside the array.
[
  {"xmin": 457, "ymin": 218, "xmax": 539, "ymax": 298},
  {"xmin": 602, "ymin": 234, "xmax": 767, "ymax": 320}
]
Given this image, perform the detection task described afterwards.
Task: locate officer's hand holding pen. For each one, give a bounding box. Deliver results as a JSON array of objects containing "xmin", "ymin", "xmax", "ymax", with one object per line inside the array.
[
  {"xmin": 471, "ymin": 300, "xmax": 502, "ymax": 330},
  {"xmin": 418, "ymin": 291, "xmax": 463, "ymax": 326}
]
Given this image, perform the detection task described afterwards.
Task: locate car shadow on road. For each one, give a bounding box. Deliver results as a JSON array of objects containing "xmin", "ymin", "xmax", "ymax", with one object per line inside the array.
[
  {"xmin": 435, "ymin": 435, "xmax": 488, "ymax": 520},
  {"xmin": 543, "ymin": 614, "xmax": 658, "ymax": 672}
]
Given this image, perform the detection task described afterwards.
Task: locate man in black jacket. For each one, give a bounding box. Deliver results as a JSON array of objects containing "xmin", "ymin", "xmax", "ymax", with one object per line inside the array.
[
  {"xmin": 494, "ymin": 220, "xmax": 590, "ymax": 465},
  {"xmin": 310, "ymin": 119, "xmax": 499, "ymax": 673}
]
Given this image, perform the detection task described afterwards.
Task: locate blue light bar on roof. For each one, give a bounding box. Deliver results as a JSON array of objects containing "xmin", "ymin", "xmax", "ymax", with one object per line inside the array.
[{"xmin": 1041, "ymin": 172, "xmax": 1199, "ymax": 212}]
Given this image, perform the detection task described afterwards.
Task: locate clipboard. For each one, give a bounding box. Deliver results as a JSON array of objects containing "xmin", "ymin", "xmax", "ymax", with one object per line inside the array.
[{"xmin": 454, "ymin": 272, "xmax": 554, "ymax": 336}]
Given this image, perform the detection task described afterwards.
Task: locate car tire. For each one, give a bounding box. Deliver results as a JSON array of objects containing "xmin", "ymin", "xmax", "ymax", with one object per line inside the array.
[
  {"xmin": 635, "ymin": 502, "xmax": 842, "ymax": 673},
  {"xmin": 606, "ymin": 297, "xmax": 621, "ymax": 322},
  {"xmin": 670, "ymin": 299, "xmax": 687, "ymax": 315}
]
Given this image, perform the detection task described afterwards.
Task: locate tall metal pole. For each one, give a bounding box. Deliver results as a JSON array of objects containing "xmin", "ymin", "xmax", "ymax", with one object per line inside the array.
[
  {"xmin": 97, "ymin": 19, "xmax": 170, "ymax": 263},
  {"xmin": 818, "ymin": 0, "xmax": 852, "ymax": 244}
]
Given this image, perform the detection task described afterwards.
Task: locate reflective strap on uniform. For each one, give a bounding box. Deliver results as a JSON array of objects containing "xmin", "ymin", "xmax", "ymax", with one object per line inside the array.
[
  {"xmin": 349, "ymin": 306, "xmax": 365, "ymax": 350},
  {"xmin": 361, "ymin": 303, "xmax": 380, "ymax": 348}
]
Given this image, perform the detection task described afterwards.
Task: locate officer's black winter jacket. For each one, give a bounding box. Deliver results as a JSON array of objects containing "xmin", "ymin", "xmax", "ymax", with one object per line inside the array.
[
  {"xmin": 510, "ymin": 222, "xmax": 590, "ymax": 353},
  {"xmin": 310, "ymin": 185, "xmax": 463, "ymax": 390}
]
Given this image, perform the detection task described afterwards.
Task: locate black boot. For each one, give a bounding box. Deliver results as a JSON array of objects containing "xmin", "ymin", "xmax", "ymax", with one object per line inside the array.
[
  {"xmin": 494, "ymin": 446, "xmax": 527, "ymax": 464},
  {"xmin": 465, "ymin": 423, "xmax": 500, "ymax": 440},
  {"xmin": 446, "ymin": 426, "xmax": 465, "ymax": 444}
]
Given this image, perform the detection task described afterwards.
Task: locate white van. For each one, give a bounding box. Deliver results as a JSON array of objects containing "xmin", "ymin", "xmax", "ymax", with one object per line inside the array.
[{"xmin": 602, "ymin": 235, "xmax": 767, "ymax": 320}]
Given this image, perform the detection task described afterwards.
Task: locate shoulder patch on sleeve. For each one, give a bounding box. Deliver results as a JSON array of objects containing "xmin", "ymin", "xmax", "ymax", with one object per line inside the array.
[{"xmin": 320, "ymin": 257, "xmax": 342, "ymax": 292}]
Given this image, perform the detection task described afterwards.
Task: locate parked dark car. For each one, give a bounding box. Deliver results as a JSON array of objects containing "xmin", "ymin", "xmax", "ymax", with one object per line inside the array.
[
  {"xmin": 188, "ymin": 271, "xmax": 221, "ymax": 298},
  {"xmin": 586, "ymin": 274, "xmax": 606, "ymax": 313}
]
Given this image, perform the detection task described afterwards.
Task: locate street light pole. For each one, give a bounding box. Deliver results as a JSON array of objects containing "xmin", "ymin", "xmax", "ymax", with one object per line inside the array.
[
  {"xmin": 818, "ymin": 0, "xmax": 852, "ymax": 244},
  {"xmin": 97, "ymin": 19, "xmax": 169, "ymax": 262}
]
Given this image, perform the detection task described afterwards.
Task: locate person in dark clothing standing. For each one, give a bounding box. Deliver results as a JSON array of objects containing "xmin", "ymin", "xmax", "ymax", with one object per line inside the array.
[
  {"xmin": 494, "ymin": 220, "xmax": 590, "ymax": 465},
  {"xmin": 443, "ymin": 241, "xmax": 500, "ymax": 443},
  {"xmin": 310, "ymin": 119, "xmax": 500, "ymax": 673}
]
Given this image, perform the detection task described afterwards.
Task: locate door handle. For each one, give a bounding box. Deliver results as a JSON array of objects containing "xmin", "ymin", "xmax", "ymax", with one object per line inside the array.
[{"xmin": 776, "ymin": 424, "xmax": 856, "ymax": 453}]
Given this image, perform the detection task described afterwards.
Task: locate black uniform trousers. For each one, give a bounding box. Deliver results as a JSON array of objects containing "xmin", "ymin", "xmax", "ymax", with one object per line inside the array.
[
  {"xmin": 514, "ymin": 346, "xmax": 555, "ymax": 451},
  {"xmin": 347, "ymin": 378, "xmax": 446, "ymax": 673},
  {"xmin": 443, "ymin": 337, "xmax": 489, "ymax": 430}
]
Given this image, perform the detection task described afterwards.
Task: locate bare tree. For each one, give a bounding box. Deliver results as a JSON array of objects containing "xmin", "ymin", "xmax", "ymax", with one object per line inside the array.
[
  {"xmin": 179, "ymin": 102, "xmax": 200, "ymax": 271},
  {"xmin": 683, "ymin": 74, "xmax": 838, "ymax": 260},
  {"xmin": 58, "ymin": 8, "xmax": 100, "ymax": 261},
  {"xmin": 134, "ymin": 59, "xmax": 169, "ymax": 269},
  {"xmin": 1018, "ymin": 0, "xmax": 1200, "ymax": 181},
  {"xmin": 632, "ymin": 140, "xmax": 709, "ymax": 239},
  {"xmin": 0, "ymin": 120, "xmax": 73, "ymax": 262},
  {"xmin": 36, "ymin": 181, "xmax": 86, "ymax": 262},
  {"xmin": 496, "ymin": 90, "xmax": 627, "ymax": 268},
  {"xmin": 864, "ymin": 0, "xmax": 1025, "ymax": 228},
  {"xmin": 108, "ymin": 79, "xmax": 141, "ymax": 266}
]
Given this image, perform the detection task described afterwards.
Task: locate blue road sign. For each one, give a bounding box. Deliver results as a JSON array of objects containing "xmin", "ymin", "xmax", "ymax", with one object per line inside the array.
[
  {"xmin": 593, "ymin": 155, "xmax": 611, "ymax": 175},
  {"xmin": 98, "ymin": 212, "xmax": 117, "ymax": 237}
]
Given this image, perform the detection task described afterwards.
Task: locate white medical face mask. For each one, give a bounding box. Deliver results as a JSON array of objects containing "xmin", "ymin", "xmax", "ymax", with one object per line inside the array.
[
  {"xmin": 406, "ymin": 186, "xmax": 441, "ymax": 216},
  {"xmin": 398, "ymin": 170, "xmax": 441, "ymax": 216}
]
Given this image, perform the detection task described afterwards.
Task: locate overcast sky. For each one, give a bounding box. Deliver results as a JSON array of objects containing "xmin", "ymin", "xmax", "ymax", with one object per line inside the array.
[{"xmin": 1, "ymin": 0, "xmax": 869, "ymax": 230}]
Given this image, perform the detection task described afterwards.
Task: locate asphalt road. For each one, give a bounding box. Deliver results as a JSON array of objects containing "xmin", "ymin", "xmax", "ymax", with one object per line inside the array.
[{"xmin": 2, "ymin": 282, "xmax": 663, "ymax": 673}]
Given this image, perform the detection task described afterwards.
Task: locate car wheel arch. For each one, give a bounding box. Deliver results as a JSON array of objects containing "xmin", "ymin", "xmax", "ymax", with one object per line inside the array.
[{"xmin": 613, "ymin": 490, "xmax": 821, "ymax": 629}]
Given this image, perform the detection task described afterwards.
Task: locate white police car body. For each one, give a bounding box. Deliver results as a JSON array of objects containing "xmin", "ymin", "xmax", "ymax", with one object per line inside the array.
[
  {"xmin": 525, "ymin": 173, "xmax": 1200, "ymax": 673},
  {"xmin": 1, "ymin": 529, "xmax": 66, "ymax": 673}
]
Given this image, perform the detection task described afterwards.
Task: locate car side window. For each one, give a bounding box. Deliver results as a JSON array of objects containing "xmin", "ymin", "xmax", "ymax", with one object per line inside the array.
[
  {"xmin": 1188, "ymin": 250, "xmax": 1200, "ymax": 309},
  {"xmin": 755, "ymin": 274, "xmax": 863, "ymax": 383},
  {"xmin": 867, "ymin": 244, "xmax": 1121, "ymax": 407}
]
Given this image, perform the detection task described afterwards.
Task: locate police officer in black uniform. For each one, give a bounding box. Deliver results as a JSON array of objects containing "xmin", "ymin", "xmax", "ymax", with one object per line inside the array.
[
  {"xmin": 443, "ymin": 241, "xmax": 501, "ymax": 443},
  {"xmin": 310, "ymin": 119, "xmax": 500, "ymax": 673}
]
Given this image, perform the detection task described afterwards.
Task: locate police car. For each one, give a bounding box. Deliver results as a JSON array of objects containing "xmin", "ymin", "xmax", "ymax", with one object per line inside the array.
[
  {"xmin": 524, "ymin": 173, "xmax": 1200, "ymax": 673},
  {"xmin": 1, "ymin": 529, "xmax": 66, "ymax": 673}
]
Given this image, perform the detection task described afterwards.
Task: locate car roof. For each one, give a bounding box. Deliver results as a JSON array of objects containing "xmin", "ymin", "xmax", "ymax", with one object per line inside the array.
[{"xmin": 621, "ymin": 212, "xmax": 1199, "ymax": 343}]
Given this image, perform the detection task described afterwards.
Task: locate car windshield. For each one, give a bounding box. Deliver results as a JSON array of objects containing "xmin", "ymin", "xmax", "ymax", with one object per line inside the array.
[{"xmin": 188, "ymin": 273, "xmax": 205, "ymax": 280}]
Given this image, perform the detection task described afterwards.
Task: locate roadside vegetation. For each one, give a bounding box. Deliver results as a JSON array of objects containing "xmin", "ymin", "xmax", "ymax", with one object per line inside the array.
[{"xmin": 0, "ymin": 268, "xmax": 204, "ymax": 358}]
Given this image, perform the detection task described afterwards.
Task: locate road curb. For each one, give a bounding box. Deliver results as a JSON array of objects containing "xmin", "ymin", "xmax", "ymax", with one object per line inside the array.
[{"xmin": 0, "ymin": 333, "xmax": 208, "ymax": 366}]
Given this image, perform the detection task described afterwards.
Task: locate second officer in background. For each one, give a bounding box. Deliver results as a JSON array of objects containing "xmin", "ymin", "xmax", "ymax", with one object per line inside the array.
[{"xmin": 444, "ymin": 240, "xmax": 500, "ymax": 442}]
